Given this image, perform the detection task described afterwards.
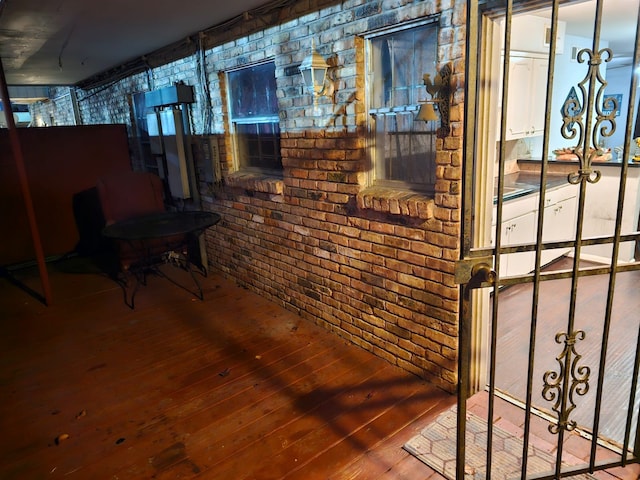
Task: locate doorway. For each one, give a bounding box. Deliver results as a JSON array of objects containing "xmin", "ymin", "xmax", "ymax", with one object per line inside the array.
[{"xmin": 457, "ymin": 0, "xmax": 640, "ymax": 477}]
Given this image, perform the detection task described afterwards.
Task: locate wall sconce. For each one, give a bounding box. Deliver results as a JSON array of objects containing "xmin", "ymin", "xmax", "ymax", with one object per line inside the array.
[
  {"xmin": 299, "ymin": 41, "xmax": 331, "ymax": 105},
  {"xmin": 416, "ymin": 102, "xmax": 439, "ymax": 122},
  {"xmin": 416, "ymin": 63, "xmax": 452, "ymax": 138}
]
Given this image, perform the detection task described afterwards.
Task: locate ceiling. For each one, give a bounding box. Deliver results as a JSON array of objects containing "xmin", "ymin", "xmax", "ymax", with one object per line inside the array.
[
  {"xmin": 0, "ymin": 0, "xmax": 637, "ymax": 95},
  {"xmin": 0, "ymin": 0, "xmax": 271, "ymax": 87}
]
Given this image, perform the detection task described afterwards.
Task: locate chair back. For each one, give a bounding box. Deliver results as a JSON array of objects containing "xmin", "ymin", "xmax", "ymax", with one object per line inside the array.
[{"xmin": 97, "ymin": 171, "xmax": 165, "ymax": 225}]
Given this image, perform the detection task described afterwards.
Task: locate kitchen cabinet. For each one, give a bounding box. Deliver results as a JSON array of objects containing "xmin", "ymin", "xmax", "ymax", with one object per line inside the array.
[
  {"xmin": 493, "ymin": 193, "xmax": 538, "ymax": 277},
  {"xmin": 504, "ymin": 55, "xmax": 549, "ymax": 140},
  {"xmin": 499, "ymin": 210, "xmax": 537, "ymax": 277},
  {"xmin": 581, "ymin": 164, "xmax": 640, "ymax": 263},
  {"xmin": 493, "ymin": 182, "xmax": 578, "ymax": 277},
  {"xmin": 503, "ymin": 15, "xmax": 566, "ymax": 55},
  {"xmin": 541, "ymin": 184, "xmax": 578, "ymax": 265}
]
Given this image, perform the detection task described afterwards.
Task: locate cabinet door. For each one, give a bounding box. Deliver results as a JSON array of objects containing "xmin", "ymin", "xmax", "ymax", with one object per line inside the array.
[
  {"xmin": 502, "ymin": 211, "xmax": 537, "ymax": 276},
  {"xmin": 505, "ymin": 57, "xmax": 533, "ymax": 140},
  {"xmin": 504, "ymin": 56, "xmax": 549, "ymax": 140},
  {"xmin": 541, "ymin": 196, "xmax": 577, "ymax": 265},
  {"xmin": 506, "ymin": 15, "xmax": 566, "ymax": 54},
  {"xmin": 530, "ymin": 58, "xmax": 549, "ymax": 136}
]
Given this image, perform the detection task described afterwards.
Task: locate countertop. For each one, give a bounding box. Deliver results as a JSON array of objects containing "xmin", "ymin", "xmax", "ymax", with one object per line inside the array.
[
  {"xmin": 494, "ymin": 158, "xmax": 640, "ymax": 202},
  {"xmin": 518, "ymin": 158, "xmax": 640, "ymax": 168},
  {"xmin": 495, "ymin": 171, "xmax": 568, "ymax": 202}
]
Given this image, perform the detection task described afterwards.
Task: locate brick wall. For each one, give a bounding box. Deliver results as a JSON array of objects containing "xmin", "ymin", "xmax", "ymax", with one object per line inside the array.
[
  {"xmin": 30, "ymin": 87, "xmax": 77, "ymax": 127},
  {"xmin": 34, "ymin": 0, "xmax": 466, "ymax": 392}
]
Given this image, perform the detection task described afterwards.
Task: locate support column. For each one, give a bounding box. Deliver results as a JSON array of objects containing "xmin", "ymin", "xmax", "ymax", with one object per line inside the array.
[{"xmin": 0, "ymin": 58, "xmax": 52, "ymax": 305}]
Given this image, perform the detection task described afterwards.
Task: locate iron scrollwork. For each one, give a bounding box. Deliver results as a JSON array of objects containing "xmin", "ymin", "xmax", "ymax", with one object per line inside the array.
[
  {"xmin": 542, "ymin": 330, "xmax": 591, "ymax": 434},
  {"xmin": 561, "ymin": 47, "xmax": 616, "ymax": 186}
]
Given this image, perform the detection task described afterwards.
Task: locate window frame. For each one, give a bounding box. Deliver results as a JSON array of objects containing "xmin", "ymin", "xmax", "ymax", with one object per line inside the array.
[
  {"xmin": 226, "ymin": 60, "xmax": 283, "ymax": 176},
  {"xmin": 365, "ymin": 18, "xmax": 440, "ymax": 193}
]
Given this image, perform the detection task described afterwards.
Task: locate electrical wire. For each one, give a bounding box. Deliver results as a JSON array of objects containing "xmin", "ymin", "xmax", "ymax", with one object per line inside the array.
[
  {"xmin": 76, "ymin": 0, "xmax": 301, "ymax": 90},
  {"xmin": 197, "ymin": 34, "xmax": 212, "ymax": 134}
]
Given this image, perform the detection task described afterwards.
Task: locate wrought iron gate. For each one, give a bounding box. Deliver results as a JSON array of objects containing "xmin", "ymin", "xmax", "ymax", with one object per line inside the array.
[{"xmin": 457, "ymin": 0, "xmax": 640, "ymax": 478}]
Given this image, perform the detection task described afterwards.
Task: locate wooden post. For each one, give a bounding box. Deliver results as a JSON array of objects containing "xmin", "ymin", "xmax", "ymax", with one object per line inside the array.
[{"xmin": 0, "ymin": 58, "xmax": 52, "ymax": 305}]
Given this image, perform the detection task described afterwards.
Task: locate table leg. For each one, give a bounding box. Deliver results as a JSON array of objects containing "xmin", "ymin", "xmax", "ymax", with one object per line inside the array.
[
  {"xmin": 158, "ymin": 251, "xmax": 204, "ymax": 300},
  {"xmin": 114, "ymin": 268, "xmax": 141, "ymax": 309}
]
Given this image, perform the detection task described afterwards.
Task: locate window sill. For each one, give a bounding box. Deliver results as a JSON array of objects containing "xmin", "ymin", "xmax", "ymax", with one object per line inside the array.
[
  {"xmin": 357, "ymin": 187, "xmax": 434, "ymax": 219},
  {"xmin": 226, "ymin": 172, "xmax": 284, "ymax": 195}
]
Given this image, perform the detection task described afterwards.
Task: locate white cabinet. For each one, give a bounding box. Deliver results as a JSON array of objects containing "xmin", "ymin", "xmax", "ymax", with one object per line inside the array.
[
  {"xmin": 492, "ymin": 183, "xmax": 578, "ymax": 277},
  {"xmin": 492, "ymin": 194, "xmax": 538, "ymax": 277},
  {"xmin": 504, "ymin": 15, "xmax": 566, "ymax": 55},
  {"xmin": 504, "ymin": 56, "xmax": 549, "ymax": 140},
  {"xmin": 582, "ymin": 165, "xmax": 640, "ymax": 263},
  {"xmin": 500, "ymin": 210, "xmax": 537, "ymax": 277},
  {"xmin": 541, "ymin": 185, "xmax": 578, "ymax": 265}
]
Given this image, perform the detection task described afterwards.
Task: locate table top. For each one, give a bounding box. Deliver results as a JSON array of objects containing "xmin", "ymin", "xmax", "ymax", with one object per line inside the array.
[{"xmin": 102, "ymin": 210, "xmax": 221, "ymax": 241}]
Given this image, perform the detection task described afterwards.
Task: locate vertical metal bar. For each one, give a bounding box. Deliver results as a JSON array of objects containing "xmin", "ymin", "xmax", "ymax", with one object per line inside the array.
[
  {"xmin": 626, "ymin": 322, "xmax": 640, "ymax": 463},
  {"xmin": 553, "ymin": 0, "xmax": 606, "ymax": 475},
  {"xmin": 457, "ymin": 0, "xmax": 479, "ymax": 478},
  {"xmin": 457, "ymin": 284, "xmax": 472, "ymax": 480},
  {"xmin": 587, "ymin": 130, "xmax": 621, "ymax": 470},
  {"xmin": 621, "ymin": 6, "xmax": 640, "ymax": 465},
  {"xmin": 485, "ymin": 1, "xmax": 514, "ymax": 477},
  {"xmin": 522, "ymin": 1, "xmax": 560, "ymax": 477},
  {"xmin": 0, "ymin": 57, "xmax": 53, "ymax": 306},
  {"xmin": 589, "ymin": 2, "xmax": 640, "ymax": 468}
]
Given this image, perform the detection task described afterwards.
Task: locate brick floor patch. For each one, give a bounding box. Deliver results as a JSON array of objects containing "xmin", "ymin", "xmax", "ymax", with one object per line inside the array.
[{"xmin": 404, "ymin": 406, "xmax": 599, "ymax": 479}]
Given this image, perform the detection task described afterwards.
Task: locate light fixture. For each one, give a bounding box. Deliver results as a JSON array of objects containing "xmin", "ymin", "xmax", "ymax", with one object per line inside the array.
[
  {"xmin": 416, "ymin": 102, "xmax": 439, "ymax": 122},
  {"xmin": 299, "ymin": 40, "xmax": 330, "ymax": 105},
  {"xmin": 415, "ymin": 63, "xmax": 452, "ymax": 137}
]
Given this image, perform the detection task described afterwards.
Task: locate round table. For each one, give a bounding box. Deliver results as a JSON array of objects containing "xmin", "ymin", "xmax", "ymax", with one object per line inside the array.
[{"xmin": 102, "ymin": 210, "xmax": 221, "ymax": 308}]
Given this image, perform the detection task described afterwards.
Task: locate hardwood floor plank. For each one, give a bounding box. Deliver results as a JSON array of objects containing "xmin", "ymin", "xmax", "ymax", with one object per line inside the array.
[
  {"xmin": 107, "ymin": 356, "xmax": 386, "ymax": 478},
  {"xmin": 495, "ymin": 260, "xmax": 640, "ymax": 448},
  {"xmin": 377, "ymin": 455, "xmax": 442, "ymax": 480},
  {"xmin": 210, "ymin": 374, "xmax": 433, "ymax": 480},
  {"xmin": 4, "ymin": 257, "xmax": 638, "ymax": 479},
  {"xmin": 1, "ymin": 263, "xmax": 455, "ymax": 480},
  {"xmin": 99, "ymin": 345, "xmax": 350, "ymax": 477},
  {"xmin": 331, "ymin": 400, "xmax": 451, "ymax": 480},
  {"xmin": 282, "ymin": 385, "xmax": 449, "ymax": 480},
  {"xmin": 3, "ymin": 322, "xmax": 335, "ymax": 474}
]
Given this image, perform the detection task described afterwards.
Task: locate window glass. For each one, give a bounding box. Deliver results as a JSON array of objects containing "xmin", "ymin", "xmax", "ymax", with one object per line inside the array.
[
  {"xmin": 228, "ymin": 62, "xmax": 282, "ymax": 173},
  {"xmin": 235, "ymin": 123, "xmax": 281, "ymax": 171},
  {"xmin": 369, "ymin": 23, "xmax": 438, "ymax": 191}
]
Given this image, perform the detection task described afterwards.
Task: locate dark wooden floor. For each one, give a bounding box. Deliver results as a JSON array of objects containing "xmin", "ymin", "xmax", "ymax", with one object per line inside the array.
[
  {"xmin": 2, "ymin": 256, "xmax": 639, "ymax": 479},
  {"xmin": 0, "ymin": 257, "xmax": 452, "ymax": 479},
  {"xmin": 495, "ymin": 258, "xmax": 640, "ymax": 446}
]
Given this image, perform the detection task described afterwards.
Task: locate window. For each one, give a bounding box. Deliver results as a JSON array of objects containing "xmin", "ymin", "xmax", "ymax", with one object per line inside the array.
[
  {"xmin": 227, "ymin": 62, "xmax": 282, "ymax": 174},
  {"xmin": 368, "ymin": 23, "xmax": 438, "ymax": 192}
]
